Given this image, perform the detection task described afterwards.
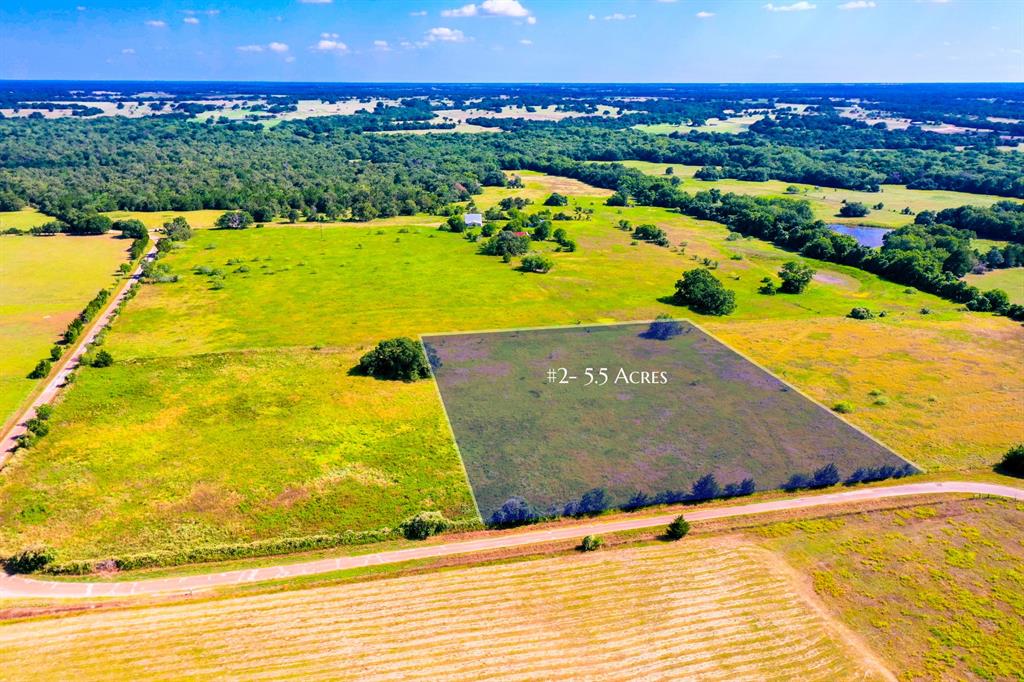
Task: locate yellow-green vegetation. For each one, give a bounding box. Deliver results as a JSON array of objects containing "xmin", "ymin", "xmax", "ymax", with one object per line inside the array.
[
  {"xmin": 756, "ymin": 498, "xmax": 1024, "ymax": 681},
  {"xmin": 965, "ymin": 267, "xmax": 1024, "ymax": 304},
  {"xmin": 0, "ymin": 540, "xmax": 889, "ymax": 681},
  {"xmin": 0, "ymin": 234, "xmax": 128, "ymax": 424},
  {"xmin": 1, "ymin": 175, "xmax": 1020, "ymax": 562},
  {"xmin": 0, "ymin": 208, "xmax": 51, "ymax": 230},
  {"xmin": 612, "ymin": 160, "xmax": 1017, "ymax": 228},
  {"xmin": 101, "ymin": 209, "xmax": 226, "ymax": 229}
]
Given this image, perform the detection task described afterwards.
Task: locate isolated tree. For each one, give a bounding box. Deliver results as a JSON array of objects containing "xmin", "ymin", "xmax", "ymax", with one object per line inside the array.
[
  {"xmin": 996, "ymin": 444, "xmax": 1024, "ymax": 478},
  {"xmin": 531, "ymin": 221, "xmax": 551, "ymax": 241},
  {"xmin": 520, "ymin": 253, "xmax": 554, "ymax": 273},
  {"xmin": 164, "ymin": 216, "xmax": 193, "ymax": 241},
  {"xmin": 356, "ymin": 337, "xmax": 431, "ymax": 381},
  {"xmin": 673, "ymin": 269, "xmax": 736, "ymax": 316},
  {"xmin": 665, "ymin": 515, "xmax": 691, "ymax": 540},
  {"xmin": 215, "ymin": 210, "xmax": 253, "ymax": 230},
  {"xmin": 579, "ymin": 534, "xmax": 603, "ymax": 552},
  {"xmin": 838, "ymin": 201, "xmax": 870, "ymax": 218},
  {"xmin": 91, "ymin": 349, "xmax": 114, "ymax": 368},
  {"xmin": 544, "ymin": 192, "xmax": 569, "ymax": 207},
  {"xmin": 778, "ymin": 261, "xmax": 816, "ymax": 294},
  {"xmin": 445, "ymin": 214, "xmax": 466, "ymax": 233}
]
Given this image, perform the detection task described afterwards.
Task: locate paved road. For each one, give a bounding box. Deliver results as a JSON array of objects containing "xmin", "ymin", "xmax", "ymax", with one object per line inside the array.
[
  {"xmin": 0, "ymin": 240, "xmax": 158, "ymax": 464},
  {"xmin": 1, "ymin": 481, "xmax": 1019, "ymax": 599}
]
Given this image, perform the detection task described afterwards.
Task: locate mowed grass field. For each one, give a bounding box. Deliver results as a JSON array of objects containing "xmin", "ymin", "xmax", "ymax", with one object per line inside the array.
[
  {"xmin": 0, "ymin": 208, "xmax": 52, "ymax": 230},
  {"xmin": 757, "ymin": 497, "xmax": 1024, "ymax": 681},
  {"xmin": 965, "ymin": 267, "xmax": 1024, "ymax": 304},
  {"xmin": 0, "ymin": 234, "xmax": 128, "ymax": 425},
  {"xmin": 0, "ymin": 540, "xmax": 890, "ymax": 681},
  {"xmin": 611, "ymin": 160, "xmax": 1018, "ymax": 228},
  {"xmin": 0, "ymin": 174, "xmax": 1020, "ymax": 561}
]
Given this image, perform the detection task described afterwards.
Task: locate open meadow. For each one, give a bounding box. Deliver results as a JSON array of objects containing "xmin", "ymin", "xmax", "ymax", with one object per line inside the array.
[
  {"xmin": 0, "ymin": 209, "xmax": 52, "ymax": 231},
  {"xmin": 0, "ymin": 539, "xmax": 890, "ymax": 681},
  {"xmin": 0, "ymin": 175, "xmax": 1020, "ymax": 563},
  {"xmin": 0, "ymin": 234, "xmax": 129, "ymax": 425},
  {"xmin": 965, "ymin": 267, "xmax": 1024, "ymax": 305},
  {"xmin": 610, "ymin": 161, "xmax": 1016, "ymax": 228}
]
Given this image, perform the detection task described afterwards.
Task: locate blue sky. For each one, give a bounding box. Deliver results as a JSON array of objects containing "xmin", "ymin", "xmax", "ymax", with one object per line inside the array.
[{"xmin": 1, "ymin": 0, "xmax": 1021, "ymax": 82}]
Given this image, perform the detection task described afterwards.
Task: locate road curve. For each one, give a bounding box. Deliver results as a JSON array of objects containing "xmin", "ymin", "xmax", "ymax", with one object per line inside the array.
[
  {"xmin": 0, "ymin": 239, "xmax": 158, "ymax": 463},
  {"xmin": 1, "ymin": 481, "xmax": 1020, "ymax": 599}
]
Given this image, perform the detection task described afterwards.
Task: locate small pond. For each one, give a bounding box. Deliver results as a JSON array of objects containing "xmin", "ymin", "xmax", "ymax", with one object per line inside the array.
[{"xmin": 828, "ymin": 224, "xmax": 893, "ymax": 248}]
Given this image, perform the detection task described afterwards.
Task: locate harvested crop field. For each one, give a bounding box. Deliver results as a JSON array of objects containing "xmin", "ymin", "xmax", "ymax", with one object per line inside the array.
[{"xmin": 0, "ymin": 539, "xmax": 890, "ymax": 681}]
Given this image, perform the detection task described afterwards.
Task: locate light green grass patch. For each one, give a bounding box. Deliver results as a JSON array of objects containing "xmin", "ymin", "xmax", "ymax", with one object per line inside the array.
[
  {"xmin": 965, "ymin": 267, "xmax": 1024, "ymax": 304},
  {"xmin": 0, "ymin": 208, "xmax": 52, "ymax": 230},
  {"xmin": 0, "ymin": 234, "xmax": 129, "ymax": 424}
]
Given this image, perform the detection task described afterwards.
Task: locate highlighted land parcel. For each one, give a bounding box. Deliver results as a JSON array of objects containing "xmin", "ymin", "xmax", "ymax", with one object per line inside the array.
[{"xmin": 424, "ymin": 321, "xmax": 914, "ymax": 523}]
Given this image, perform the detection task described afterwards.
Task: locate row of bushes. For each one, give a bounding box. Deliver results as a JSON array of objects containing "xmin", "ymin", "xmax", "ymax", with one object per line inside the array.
[
  {"xmin": 32, "ymin": 528, "xmax": 398, "ymax": 575},
  {"xmin": 489, "ymin": 473, "xmax": 757, "ymax": 528},
  {"xmin": 782, "ymin": 462, "xmax": 918, "ymax": 491}
]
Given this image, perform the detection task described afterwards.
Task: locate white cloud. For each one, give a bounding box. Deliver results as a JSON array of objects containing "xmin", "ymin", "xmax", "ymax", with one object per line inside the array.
[
  {"xmin": 373, "ymin": 39, "xmax": 391, "ymax": 50},
  {"xmin": 183, "ymin": 9, "xmax": 220, "ymax": 16},
  {"xmin": 519, "ymin": 38, "xmax": 532, "ymax": 45},
  {"xmin": 695, "ymin": 10, "xmax": 715, "ymax": 17},
  {"xmin": 426, "ymin": 26, "xmax": 468, "ymax": 42},
  {"xmin": 312, "ymin": 38, "xmax": 349, "ymax": 53},
  {"xmin": 442, "ymin": 3, "xmax": 478, "ymax": 17},
  {"xmin": 763, "ymin": 1, "xmax": 815, "ymax": 10},
  {"xmin": 441, "ymin": 0, "xmax": 534, "ymax": 22},
  {"xmin": 145, "ymin": 19, "xmax": 167, "ymax": 27},
  {"xmin": 409, "ymin": 10, "xmax": 427, "ymax": 16},
  {"xmin": 183, "ymin": 16, "xmax": 200, "ymax": 24},
  {"xmin": 76, "ymin": 5, "xmax": 86, "ymax": 10},
  {"xmin": 237, "ymin": 44, "xmax": 265, "ymax": 52},
  {"xmin": 121, "ymin": 48, "xmax": 135, "ymax": 54},
  {"xmin": 480, "ymin": 0, "xmax": 530, "ymax": 17},
  {"xmin": 839, "ymin": 0, "xmax": 875, "ymax": 8},
  {"xmin": 588, "ymin": 13, "xmax": 596, "ymax": 20},
  {"xmin": 604, "ymin": 12, "xmax": 636, "ymax": 20},
  {"xmin": 268, "ymin": 42, "xmax": 289, "ymax": 52}
]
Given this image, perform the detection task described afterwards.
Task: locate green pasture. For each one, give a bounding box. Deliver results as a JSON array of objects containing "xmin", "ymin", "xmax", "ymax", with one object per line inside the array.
[
  {"xmin": 965, "ymin": 267, "xmax": 1024, "ymax": 304},
  {"xmin": 1, "ymin": 176, "xmax": 1021, "ymax": 563},
  {"xmin": 0, "ymin": 208, "xmax": 52, "ymax": 230},
  {"xmin": 0, "ymin": 234, "xmax": 129, "ymax": 425}
]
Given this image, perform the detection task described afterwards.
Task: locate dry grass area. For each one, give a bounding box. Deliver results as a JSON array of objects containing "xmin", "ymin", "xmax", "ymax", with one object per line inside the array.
[
  {"xmin": 756, "ymin": 497, "xmax": 1024, "ymax": 681},
  {"xmin": 0, "ymin": 539, "xmax": 890, "ymax": 681}
]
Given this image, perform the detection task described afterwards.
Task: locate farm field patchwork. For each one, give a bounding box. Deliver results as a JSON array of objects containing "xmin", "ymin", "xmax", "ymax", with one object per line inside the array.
[
  {"xmin": 0, "ymin": 539, "xmax": 891, "ymax": 681},
  {"xmin": 756, "ymin": 497, "xmax": 1024, "ymax": 681},
  {"xmin": 0, "ymin": 234, "xmax": 129, "ymax": 425},
  {"xmin": 610, "ymin": 160, "xmax": 1018, "ymax": 228},
  {"xmin": 1, "ymin": 183, "xmax": 1020, "ymax": 562},
  {"xmin": 427, "ymin": 322, "xmax": 909, "ymax": 520}
]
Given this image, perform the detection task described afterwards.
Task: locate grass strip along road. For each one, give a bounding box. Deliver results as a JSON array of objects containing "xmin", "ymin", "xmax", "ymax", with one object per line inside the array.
[
  {"xmin": 1, "ymin": 481, "xmax": 1020, "ymax": 599},
  {"xmin": 0, "ymin": 240, "xmax": 158, "ymax": 464}
]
